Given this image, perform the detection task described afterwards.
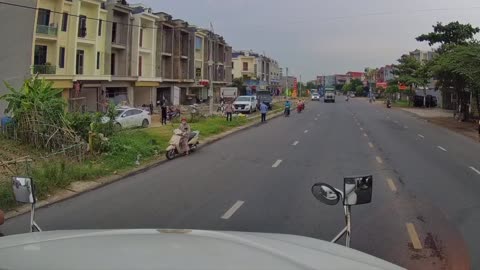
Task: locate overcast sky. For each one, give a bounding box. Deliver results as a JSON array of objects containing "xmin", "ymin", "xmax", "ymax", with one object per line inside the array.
[{"xmin": 141, "ymin": 0, "xmax": 480, "ymax": 81}]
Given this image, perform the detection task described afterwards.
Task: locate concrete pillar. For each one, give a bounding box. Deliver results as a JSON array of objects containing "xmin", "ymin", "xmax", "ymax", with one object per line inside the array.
[
  {"xmin": 150, "ymin": 87, "xmax": 157, "ymax": 105},
  {"xmin": 127, "ymin": 86, "xmax": 134, "ymax": 107}
]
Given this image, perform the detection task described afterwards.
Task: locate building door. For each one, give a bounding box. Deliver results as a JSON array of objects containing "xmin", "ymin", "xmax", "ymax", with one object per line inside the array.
[
  {"xmin": 76, "ymin": 50, "xmax": 84, "ymax": 75},
  {"xmin": 34, "ymin": 45, "xmax": 47, "ymax": 65}
]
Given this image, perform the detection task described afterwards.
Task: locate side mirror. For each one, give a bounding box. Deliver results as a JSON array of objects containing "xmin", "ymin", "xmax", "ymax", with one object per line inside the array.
[
  {"xmin": 311, "ymin": 183, "xmax": 341, "ymax": 205},
  {"xmin": 344, "ymin": 175, "xmax": 373, "ymax": 206},
  {"xmin": 12, "ymin": 177, "xmax": 35, "ymax": 204}
]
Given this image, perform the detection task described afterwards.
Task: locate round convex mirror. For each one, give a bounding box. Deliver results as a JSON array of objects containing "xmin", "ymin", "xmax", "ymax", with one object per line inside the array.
[{"xmin": 311, "ymin": 183, "xmax": 340, "ymax": 206}]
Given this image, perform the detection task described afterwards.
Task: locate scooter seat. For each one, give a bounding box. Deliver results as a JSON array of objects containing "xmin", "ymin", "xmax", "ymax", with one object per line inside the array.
[{"xmin": 188, "ymin": 132, "xmax": 197, "ymax": 140}]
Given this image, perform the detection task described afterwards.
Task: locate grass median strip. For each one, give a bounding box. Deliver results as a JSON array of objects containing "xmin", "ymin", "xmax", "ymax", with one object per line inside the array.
[{"xmin": 0, "ymin": 116, "xmax": 256, "ymax": 211}]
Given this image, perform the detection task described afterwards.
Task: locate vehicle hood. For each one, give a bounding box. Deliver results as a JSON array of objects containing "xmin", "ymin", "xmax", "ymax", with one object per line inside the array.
[
  {"xmin": 0, "ymin": 229, "xmax": 404, "ymax": 270},
  {"xmin": 233, "ymin": 101, "xmax": 252, "ymax": 105}
]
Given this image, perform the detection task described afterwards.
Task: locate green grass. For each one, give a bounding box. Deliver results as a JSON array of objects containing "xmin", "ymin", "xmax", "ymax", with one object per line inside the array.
[{"xmin": 0, "ymin": 115, "xmax": 254, "ymax": 210}]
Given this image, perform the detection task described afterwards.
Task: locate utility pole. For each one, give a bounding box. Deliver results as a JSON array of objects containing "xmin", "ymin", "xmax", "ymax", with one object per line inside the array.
[
  {"xmin": 208, "ymin": 23, "xmax": 215, "ymax": 115},
  {"xmin": 299, "ymin": 74, "xmax": 302, "ymax": 97},
  {"xmin": 285, "ymin": 67, "xmax": 288, "ymax": 97}
]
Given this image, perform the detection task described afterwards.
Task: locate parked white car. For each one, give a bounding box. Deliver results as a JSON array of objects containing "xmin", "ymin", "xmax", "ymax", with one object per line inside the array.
[
  {"xmin": 102, "ymin": 107, "xmax": 151, "ymax": 129},
  {"xmin": 233, "ymin": 96, "xmax": 257, "ymax": 113}
]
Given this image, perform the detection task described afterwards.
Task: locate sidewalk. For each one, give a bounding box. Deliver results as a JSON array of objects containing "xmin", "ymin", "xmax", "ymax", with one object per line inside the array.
[{"xmin": 401, "ymin": 107, "xmax": 479, "ymax": 141}]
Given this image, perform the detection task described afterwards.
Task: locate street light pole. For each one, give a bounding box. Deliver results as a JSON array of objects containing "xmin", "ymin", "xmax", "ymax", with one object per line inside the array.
[
  {"xmin": 208, "ymin": 24, "xmax": 214, "ymax": 115},
  {"xmin": 285, "ymin": 67, "xmax": 288, "ymax": 97}
]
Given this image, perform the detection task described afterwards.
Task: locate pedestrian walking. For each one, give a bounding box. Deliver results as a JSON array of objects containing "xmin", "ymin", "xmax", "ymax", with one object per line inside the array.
[
  {"xmin": 225, "ymin": 101, "xmax": 234, "ymax": 121},
  {"xmin": 260, "ymin": 102, "xmax": 268, "ymax": 123},
  {"xmin": 160, "ymin": 98, "xmax": 167, "ymax": 125}
]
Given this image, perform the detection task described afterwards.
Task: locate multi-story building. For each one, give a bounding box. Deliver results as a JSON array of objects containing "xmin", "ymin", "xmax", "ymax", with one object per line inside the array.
[
  {"xmin": 0, "ymin": 0, "xmax": 36, "ymax": 117},
  {"xmin": 280, "ymin": 76, "xmax": 296, "ymax": 90},
  {"xmin": 232, "ymin": 50, "xmax": 281, "ymax": 91},
  {"xmin": 346, "ymin": 71, "xmax": 364, "ymax": 82},
  {"xmin": 409, "ymin": 49, "xmax": 435, "ymax": 63},
  {"xmin": 154, "ymin": 13, "xmax": 231, "ymax": 105},
  {"xmin": 31, "ymin": 0, "xmax": 110, "ymax": 113}
]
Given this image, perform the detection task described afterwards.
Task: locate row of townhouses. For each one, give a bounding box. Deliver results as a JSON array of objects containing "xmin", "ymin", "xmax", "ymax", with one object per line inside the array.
[
  {"xmin": 0, "ymin": 0, "xmax": 232, "ymax": 114},
  {"xmin": 316, "ymin": 72, "xmax": 365, "ymax": 88},
  {"xmin": 231, "ymin": 50, "xmax": 282, "ymax": 93}
]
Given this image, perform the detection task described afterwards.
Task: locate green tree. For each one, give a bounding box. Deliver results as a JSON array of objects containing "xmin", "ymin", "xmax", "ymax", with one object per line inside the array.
[
  {"xmin": 393, "ymin": 55, "xmax": 430, "ymax": 105},
  {"xmin": 342, "ymin": 83, "xmax": 352, "ymax": 94},
  {"xmin": 416, "ymin": 21, "xmax": 479, "ymax": 52},
  {"xmin": 417, "ymin": 21, "xmax": 480, "ymax": 119},
  {"xmin": 355, "ymin": 85, "xmax": 364, "ymax": 96}
]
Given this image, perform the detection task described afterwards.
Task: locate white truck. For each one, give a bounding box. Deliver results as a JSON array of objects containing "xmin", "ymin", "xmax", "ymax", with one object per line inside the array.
[{"xmin": 220, "ymin": 87, "xmax": 238, "ymax": 102}]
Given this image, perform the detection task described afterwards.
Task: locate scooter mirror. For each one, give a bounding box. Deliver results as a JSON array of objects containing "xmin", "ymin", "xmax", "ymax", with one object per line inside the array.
[
  {"xmin": 311, "ymin": 183, "xmax": 340, "ymax": 206},
  {"xmin": 344, "ymin": 175, "xmax": 373, "ymax": 206},
  {"xmin": 12, "ymin": 177, "xmax": 35, "ymax": 204}
]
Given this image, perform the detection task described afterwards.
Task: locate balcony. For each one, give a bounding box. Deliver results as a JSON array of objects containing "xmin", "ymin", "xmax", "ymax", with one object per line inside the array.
[
  {"xmin": 36, "ymin": 24, "xmax": 58, "ymax": 36},
  {"xmin": 32, "ymin": 65, "xmax": 56, "ymax": 75}
]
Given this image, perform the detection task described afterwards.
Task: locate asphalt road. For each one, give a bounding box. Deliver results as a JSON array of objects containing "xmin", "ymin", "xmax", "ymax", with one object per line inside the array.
[{"xmin": 2, "ymin": 97, "xmax": 479, "ymax": 269}]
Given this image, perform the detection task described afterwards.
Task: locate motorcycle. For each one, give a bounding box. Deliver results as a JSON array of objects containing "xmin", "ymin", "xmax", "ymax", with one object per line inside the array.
[
  {"xmin": 345, "ymin": 96, "xmax": 349, "ymax": 102},
  {"xmin": 284, "ymin": 107, "xmax": 291, "ymax": 117},
  {"xmin": 386, "ymin": 99, "xmax": 392, "ymax": 108},
  {"xmin": 166, "ymin": 129, "xmax": 200, "ymax": 160},
  {"xmin": 311, "ymin": 175, "xmax": 373, "ymax": 247},
  {"xmin": 167, "ymin": 106, "xmax": 181, "ymax": 121},
  {"xmin": 297, "ymin": 103, "xmax": 304, "ymax": 113}
]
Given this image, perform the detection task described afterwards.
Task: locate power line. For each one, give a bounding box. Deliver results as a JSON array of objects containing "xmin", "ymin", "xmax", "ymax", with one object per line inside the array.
[{"xmin": 0, "ymin": 0, "xmax": 173, "ymax": 31}]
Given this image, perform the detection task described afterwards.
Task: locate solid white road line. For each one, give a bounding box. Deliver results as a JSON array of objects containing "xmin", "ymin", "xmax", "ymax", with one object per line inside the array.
[
  {"xmin": 292, "ymin": 141, "xmax": 299, "ymax": 146},
  {"xmin": 272, "ymin": 159, "xmax": 283, "ymax": 168},
  {"xmin": 221, "ymin": 200, "xmax": 245, "ymax": 219},
  {"xmin": 376, "ymin": 156, "xmax": 383, "ymax": 164},
  {"xmin": 418, "ymin": 134, "xmax": 425, "ymax": 139},
  {"xmin": 387, "ymin": 178, "xmax": 397, "ymax": 192},
  {"xmin": 437, "ymin": 146, "xmax": 447, "ymax": 152},
  {"xmin": 406, "ymin": 223, "xmax": 423, "ymax": 250},
  {"xmin": 470, "ymin": 166, "xmax": 480, "ymax": 175},
  {"xmin": 368, "ymin": 142, "xmax": 374, "ymax": 148},
  {"xmin": 304, "ymin": 130, "xmax": 309, "ymax": 133}
]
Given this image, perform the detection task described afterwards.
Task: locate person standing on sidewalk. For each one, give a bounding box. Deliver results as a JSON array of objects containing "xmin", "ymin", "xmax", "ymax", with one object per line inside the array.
[
  {"xmin": 260, "ymin": 102, "xmax": 268, "ymax": 123},
  {"xmin": 160, "ymin": 98, "xmax": 167, "ymax": 125},
  {"xmin": 225, "ymin": 101, "xmax": 234, "ymax": 121}
]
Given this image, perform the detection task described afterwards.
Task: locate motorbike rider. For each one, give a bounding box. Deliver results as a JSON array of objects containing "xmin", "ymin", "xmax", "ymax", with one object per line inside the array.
[
  {"xmin": 284, "ymin": 99, "xmax": 291, "ymax": 116},
  {"xmin": 179, "ymin": 118, "xmax": 191, "ymax": 155}
]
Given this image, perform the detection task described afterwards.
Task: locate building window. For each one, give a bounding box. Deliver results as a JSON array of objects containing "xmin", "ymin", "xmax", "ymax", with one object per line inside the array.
[
  {"xmin": 139, "ymin": 28, "xmax": 143, "ymax": 47},
  {"xmin": 243, "ymin": 62, "xmax": 248, "ymax": 71},
  {"xmin": 138, "ymin": 56, "xmax": 142, "ymax": 76},
  {"xmin": 59, "ymin": 47, "xmax": 65, "ymax": 68},
  {"xmin": 34, "ymin": 45, "xmax": 47, "ymax": 65},
  {"xmin": 232, "ymin": 62, "xmax": 234, "ymax": 69},
  {"xmin": 37, "ymin": 9, "xmax": 50, "ymax": 26},
  {"xmin": 96, "ymin": 51, "xmax": 100, "ymax": 70},
  {"xmin": 195, "ymin": 36, "xmax": 202, "ymax": 51},
  {"xmin": 98, "ymin": 19, "xmax": 102, "ymax": 36},
  {"xmin": 111, "ymin": 53, "xmax": 116, "ymax": 75},
  {"xmin": 112, "ymin": 22, "xmax": 117, "ymax": 43},
  {"xmin": 195, "ymin": 68, "xmax": 201, "ymax": 79},
  {"xmin": 78, "ymin": 15, "xmax": 87, "ymax": 38},
  {"xmin": 254, "ymin": 64, "xmax": 257, "ymax": 74},
  {"xmin": 76, "ymin": 50, "xmax": 84, "ymax": 75},
  {"xmin": 61, "ymin": 13, "xmax": 68, "ymax": 31}
]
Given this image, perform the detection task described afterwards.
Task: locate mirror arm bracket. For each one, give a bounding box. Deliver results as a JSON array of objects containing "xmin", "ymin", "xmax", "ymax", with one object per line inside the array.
[{"xmin": 331, "ymin": 226, "xmax": 348, "ymax": 244}]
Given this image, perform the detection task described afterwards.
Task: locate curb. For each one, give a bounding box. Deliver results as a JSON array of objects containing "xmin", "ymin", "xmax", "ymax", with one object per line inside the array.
[{"xmin": 4, "ymin": 109, "xmax": 286, "ymax": 220}]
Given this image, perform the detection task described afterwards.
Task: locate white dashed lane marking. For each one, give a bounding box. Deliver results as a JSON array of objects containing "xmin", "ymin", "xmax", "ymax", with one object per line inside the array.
[
  {"xmin": 368, "ymin": 142, "xmax": 374, "ymax": 148},
  {"xmin": 418, "ymin": 134, "xmax": 424, "ymax": 139},
  {"xmin": 272, "ymin": 159, "xmax": 283, "ymax": 168},
  {"xmin": 292, "ymin": 141, "xmax": 299, "ymax": 146},
  {"xmin": 304, "ymin": 130, "xmax": 309, "ymax": 133},
  {"xmin": 470, "ymin": 166, "xmax": 480, "ymax": 175},
  {"xmin": 376, "ymin": 156, "xmax": 383, "ymax": 164},
  {"xmin": 387, "ymin": 178, "xmax": 397, "ymax": 192},
  {"xmin": 221, "ymin": 200, "xmax": 245, "ymax": 220},
  {"xmin": 437, "ymin": 146, "xmax": 447, "ymax": 152}
]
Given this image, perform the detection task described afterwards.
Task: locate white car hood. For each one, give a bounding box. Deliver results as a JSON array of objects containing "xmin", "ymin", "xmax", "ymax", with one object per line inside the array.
[
  {"xmin": 0, "ymin": 229, "xmax": 404, "ymax": 270},
  {"xmin": 233, "ymin": 101, "xmax": 252, "ymax": 105}
]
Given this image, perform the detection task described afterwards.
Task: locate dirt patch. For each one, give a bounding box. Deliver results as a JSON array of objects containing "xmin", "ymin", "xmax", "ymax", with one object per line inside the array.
[{"xmin": 427, "ymin": 117, "xmax": 479, "ymax": 141}]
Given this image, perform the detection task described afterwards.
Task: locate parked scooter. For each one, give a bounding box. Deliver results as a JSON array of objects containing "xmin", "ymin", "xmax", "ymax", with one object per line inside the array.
[
  {"xmin": 167, "ymin": 106, "xmax": 181, "ymax": 121},
  {"xmin": 166, "ymin": 129, "xmax": 200, "ymax": 160}
]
